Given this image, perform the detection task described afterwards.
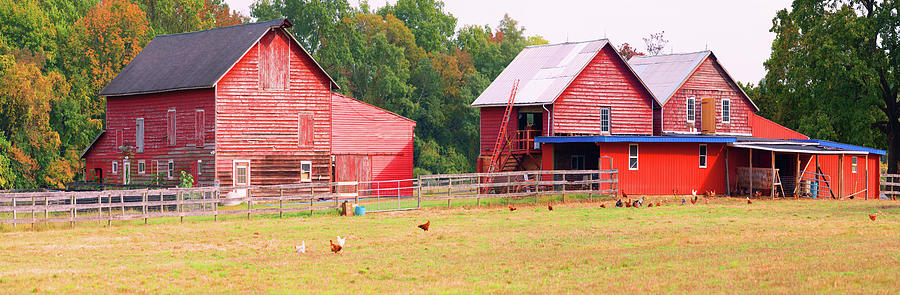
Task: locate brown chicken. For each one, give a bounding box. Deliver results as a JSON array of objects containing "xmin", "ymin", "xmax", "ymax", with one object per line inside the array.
[
  {"xmin": 548, "ymin": 204, "xmax": 554, "ymax": 211},
  {"xmin": 509, "ymin": 205, "xmax": 517, "ymax": 211},
  {"xmin": 622, "ymin": 191, "xmax": 629, "ymax": 200},
  {"xmin": 600, "ymin": 203, "xmax": 606, "ymax": 208},
  {"xmin": 747, "ymin": 197, "xmax": 752, "ymax": 205},
  {"xmin": 648, "ymin": 202, "xmax": 654, "ymax": 208},
  {"xmin": 753, "ymin": 191, "xmax": 762, "ymax": 199},
  {"xmin": 869, "ymin": 213, "xmax": 877, "ymax": 221},
  {"xmin": 655, "ymin": 200, "xmax": 661, "ymax": 207},
  {"xmin": 690, "ymin": 196, "xmax": 698, "ymax": 205},
  {"xmin": 330, "ymin": 240, "xmax": 342, "ymax": 254},
  {"xmin": 418, "ymin": 220, "xmax": 430, "ymax": 231},
  {"xmin": 625, "ymin": 200, "xmax": 632, "ymax": 208}
]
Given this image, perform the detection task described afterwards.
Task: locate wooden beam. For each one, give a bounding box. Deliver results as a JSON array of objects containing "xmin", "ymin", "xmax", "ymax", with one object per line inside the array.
[
  {"xmin": 749, "ymin": 149, "xmax": 753, "ymax": 197},
  {"xmin": 725, "ymin": 146, "xmax": 730, "ymax": 196},
  {"xmin": 839, "ymin": 154, "xmax": 844, "ymax": 199},
  {"xmin": 865, "ymin": 153, "xmax": 869, "ymax": 200},
  {"xmin": 795, "ymin": 153, "xmax": 801, "ymax": 198},
  {"xmin": 771, "ymin": 150, "xmax": 776, "ymax": 199}
]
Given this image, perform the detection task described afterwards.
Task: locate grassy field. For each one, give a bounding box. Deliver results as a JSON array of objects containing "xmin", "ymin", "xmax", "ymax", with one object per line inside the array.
[{"xmin": 1, "ymin": 196, "xmax": 898, "ymax": 294}]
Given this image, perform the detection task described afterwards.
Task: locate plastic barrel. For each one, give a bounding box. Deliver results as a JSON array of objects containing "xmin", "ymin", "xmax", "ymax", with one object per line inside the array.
[
  {"xmin": 810, "ymin": 181, "xmax": 818, "ymax": 199},
  {"xmin": 354, "ymin": 206, "xmax": 366, "ymax": 216}
]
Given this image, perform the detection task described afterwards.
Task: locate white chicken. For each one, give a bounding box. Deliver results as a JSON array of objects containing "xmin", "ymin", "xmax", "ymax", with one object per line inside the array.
[
  {"xmin": 336, "ymin": 236, "xmax": 346, "ymax": 247},
  {"xmin": 295, "ymin": 241, "xmax": 306, "ymax": 254}
]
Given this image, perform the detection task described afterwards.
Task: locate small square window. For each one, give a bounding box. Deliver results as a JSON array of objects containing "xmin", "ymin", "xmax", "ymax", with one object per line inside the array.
[
  {"xmin": 300, "ymin": 161, "xmax": 312, "ymax": 182},
  {"xmin": 851, "ymin": 156, "xmax": 857, "ymax": 173}
]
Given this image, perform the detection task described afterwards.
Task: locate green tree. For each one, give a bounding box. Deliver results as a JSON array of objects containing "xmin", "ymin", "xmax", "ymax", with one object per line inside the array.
[
  {"xmin": 376, "ymin": 0, "xmax": 456, "ymax": 53},
  {"xmin": 250, "ymin": 0, "xmax": 353, "ymax": 54},
  {"xmin": 763, "ymin": 0, "xmax": 896, "ymax": 171}
]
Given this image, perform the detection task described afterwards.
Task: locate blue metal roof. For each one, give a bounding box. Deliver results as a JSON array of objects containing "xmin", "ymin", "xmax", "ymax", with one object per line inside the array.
[
  {"xmin": 535, "ymin": 135, "xmax": 738, "ymax": 144},
  {"xmin": 790, "ymin": 139, "xmax": 886, "ymax": 155}
]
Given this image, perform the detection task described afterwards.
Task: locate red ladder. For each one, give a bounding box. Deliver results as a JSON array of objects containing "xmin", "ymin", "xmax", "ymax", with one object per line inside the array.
[{"xmin": 487, "ymin": 80, "xmax": 520, "ymax": 176}]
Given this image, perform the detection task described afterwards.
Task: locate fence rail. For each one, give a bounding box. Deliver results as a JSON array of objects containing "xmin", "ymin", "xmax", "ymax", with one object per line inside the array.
[
  {"xmin": 880, "ymin": 173, "xmax": 900, "ymax": 200},
  {"xmin": 0, "ymin": 169, "xmax": 618, "ymax": 227}
]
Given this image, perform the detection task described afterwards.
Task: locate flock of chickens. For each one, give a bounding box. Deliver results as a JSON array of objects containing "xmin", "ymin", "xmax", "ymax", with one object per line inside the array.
[{"xmin": 293, "ymin": 189, "xmax": 882, "ymax": 254}]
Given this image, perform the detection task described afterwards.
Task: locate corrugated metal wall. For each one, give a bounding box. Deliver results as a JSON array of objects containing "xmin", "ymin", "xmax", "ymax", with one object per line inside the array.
[{"xmin": 803, "ymin": 154, "xmax": 880, "ymax": 199}]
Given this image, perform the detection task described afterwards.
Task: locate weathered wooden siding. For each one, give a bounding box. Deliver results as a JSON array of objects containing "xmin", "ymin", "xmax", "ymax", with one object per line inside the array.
[
  {"xmin": 215, "ymin": 28, "xmax": 333, "ymax": 187},
  {"xmin": 663, "ymin": 57, "xmax": 753, "ymax": 135},
  {"xmin": 331, "ymin": 93, "xmax": 415, "ymax": 184},
  {"xmin": 84, "ymin": 88, "xmax": 216, "ymax": 186},
  {"xmin": 479, "ymin": 106, "xmax": 518, "ymax": 156},
  {"xmin": 552, "ymin": 46, "xmax": 655, "ymax": 135}
]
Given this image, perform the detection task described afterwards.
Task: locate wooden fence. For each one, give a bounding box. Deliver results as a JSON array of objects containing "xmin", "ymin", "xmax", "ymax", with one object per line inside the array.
[
  {"xmin": 0, "ymin": 169, "xmax": 617, "ymax": 228},
  {"xmin": 881, "ymin": 173, "xmax": 900, "ymax": 200}
]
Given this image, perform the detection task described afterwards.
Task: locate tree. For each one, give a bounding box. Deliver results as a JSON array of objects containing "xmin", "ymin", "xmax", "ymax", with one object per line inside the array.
[
  {"xmin": 377, "ymin": 0, "xmax": 457, "ymax": 53},
  {"xmin": 251, "ymin": 0, "xmax": 353, "ymax": 54},
  {"xmin": 643, "ymin": 30, "xmax": 667, "ymax": 55},
  {"xmin": 618, "ymin": 42, "xmax": 644, "ymax": 60},
  {"xmin": 204, "ymin": 0, "xmax": 248, "ymax": 27},
  {"xmin": 763, "ymin": 0, "xmax": 896, "ymax": 171}
]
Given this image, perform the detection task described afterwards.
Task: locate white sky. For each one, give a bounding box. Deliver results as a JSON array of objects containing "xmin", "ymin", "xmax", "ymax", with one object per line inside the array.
[{"xmin": 225, "ymin": 0, "xmax": 793, "ymax": 84}]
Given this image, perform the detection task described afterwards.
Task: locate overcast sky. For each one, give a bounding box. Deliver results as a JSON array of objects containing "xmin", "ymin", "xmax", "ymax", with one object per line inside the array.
[{"xmin": 224, "ymin": 0, "xmax": 794, "ymax": 84}]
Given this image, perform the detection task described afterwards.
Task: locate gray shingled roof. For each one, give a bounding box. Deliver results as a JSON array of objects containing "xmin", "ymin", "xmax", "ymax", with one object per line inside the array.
[
  {"xmin": 472, "ymin": 39, "xmax": 656, "ymax": 107},
  {"xmin": 100, "ymin": 19, "xmax": 337, "ymax": 96}
]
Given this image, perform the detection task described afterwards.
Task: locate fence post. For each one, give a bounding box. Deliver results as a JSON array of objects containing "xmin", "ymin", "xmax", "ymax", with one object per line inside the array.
[
  {"xmin": 44, "ymin": 196, "xmax": 49, "ymax": 227},
  {"xmin": 448, "ymin": 178, "xmax": 453, "ymax": 208},
  {"xmin": 562, "ymin": 175, "xmax": 567, "ymax": 203},
  {"xmin": 96, "ymin": 194, "xmax": 102, "ymax": 225},
  {"xmin": 71, "ymin": 195, "xmax": 76, "ymax": 228},
  {"xmin": 397, "ymin": 180, "xmax": 401, "ymax": 210},
  {"xmin": 589, "ymin": 173, "xmax": 594, "ymax": 202},
  {"xmin": 416, "ymin": 176, "xmax": 422, "ymax": 209},
  {"xmin": 214, "ymin": 189, "xmax": 219, "ymax": 222},
  {"xmin": 179, "ymin": 192, "xmax": 184, "ymax": 223},
  {"xmin": 107, "ymin": 194, "xmax": 112, "ymax": 226},
  {"xmin": 12, "ymin": 197, "xmax": 17, "ymax": 229},
  {"xmin": 120, "ymin": 194, "xmax": 125, "ymax": 217},
  {"xmin": 142, "ymin": 192, "xmax": 148, "ymax": 225},
  {"xmin": 247, "ymin": 189, "xmax": 252, "ymax": 221},
  {"xmin": 309, "ymin": 186, "xmax": 314, "ymax": 217},
  {"xmin": 31, "ymin": 196, "xmax": 36, "ymax": 230},
  {"xmin": 279, "ymin": 189, "xmax": 284, "ymax": 219}
]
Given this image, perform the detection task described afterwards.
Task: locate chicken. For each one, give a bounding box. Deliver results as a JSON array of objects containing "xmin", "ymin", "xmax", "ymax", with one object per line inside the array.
[
  {"xmin": 600, "ymin": 203, "xmax": 606, "ymax": 208},
  {"xmin": 625, "ymin": 200, "xmax": 632, "ymax": 208},
  {"xmin": 508, "ymin": 205, "xmax": 517, "ymax": 211},
  {"xmin": 295, "ymin": 241, "xmax": 306, "ymax": 254},
  {"xmin": 690, "ymin": 196, "xmax": 698, "ymax": 205},
  {"xmin": 869, "ymin": 213, "xmax": 877, "ymax": 221},
  {"xmin": 691, "ymin": 190, "xmax": 698, "ymax": 198},
  {"xmin": 647, "ymin": 202, "xmax": 654, "ymax": 208},
  {"xmin": 622, "ymin": 191, "xmax": 629, "ymax": 199},
  {"xmin": 753, "ymin": 191, "xmax": 762, "ymax": 199},
  {"xmin": 681, "ymin": 198, "xmax": 686, "ymax": 205},
  {"xmin": 615, "ymin": 199, "xmax": 623, "ymax": 207},
  {"xmin": 746, "ymin": 197, "xmax": 752, "ymax": 205},
  {"xmin": 638, "ymin": 197, "xmax": 645, "ymax": 207},
  {"xmin": 655, "ymin": 200, "xmax": 661, "ymax": 207},
  {"xmin": 706, "ymin": 190, "xmax": 715, "ymax": 198},
  {"xmin": 418, "ymin": 220, "xmax": 430, "ymax": 231},
  {"xmin": 548, "ymin": 204, "xmax": 554, "ymax": 211},
  {"xmin": 330, "ymin": 240, "xmax": 342, "ymax": 254}
]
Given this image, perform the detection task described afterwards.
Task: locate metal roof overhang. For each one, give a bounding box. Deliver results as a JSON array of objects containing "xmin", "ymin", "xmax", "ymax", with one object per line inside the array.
[
  {"xmin": 790, "ymin": 139, "xmax": 886, "ymax": 155},
  {"xmin": 730, "ymin": 143, "xmax": 868, "ymax": 155},
  {"xmin": 535, "ymin": 135, "xmax": 738, "ymax": 144}
]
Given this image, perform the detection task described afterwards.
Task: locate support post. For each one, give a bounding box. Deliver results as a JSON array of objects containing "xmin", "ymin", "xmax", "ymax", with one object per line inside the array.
[
  {"xmin": 815, "ymin": 155, "xmax": 820, "ymax": 198},
  {"xmin": 724, "ymin": 147, "xmax": 731, "ymax": 196},
  {"xmin": 309, "ymin": 187, "xmax": 314, "ymax": 217},
  {"xmin": 865, "ymin": 154, "xmax": 869, "ymax": 200},
  {"xmin": 589, "ymin": 173, "xmax": 594, "ymax": 201},
  {"xmin": 838, "ymin": 154, "xmax": 844, "ymax": 199},
  {"xmin": 749, "ymin": 149, "xmax": 753, "ymax": 197},
  {"xmin": 279, "ymin": 189, "xmax": 284, "ymax": 218},
  {"xmin": 214, "ymin": 189, "xmax": 219, "ymax": 222},
  {"xmin": 107, "ymin": 194, "xmax": 112, "ymax": 226},
  {"xmin": 771, "ymin": 151, "xmax": 776, "ymax": 199}
]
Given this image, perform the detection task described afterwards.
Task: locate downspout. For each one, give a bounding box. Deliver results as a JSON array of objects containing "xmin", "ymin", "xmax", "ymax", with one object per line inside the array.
[{"xmin": 541, "ymin": 104, "xmax": 552, "ymax": 171}]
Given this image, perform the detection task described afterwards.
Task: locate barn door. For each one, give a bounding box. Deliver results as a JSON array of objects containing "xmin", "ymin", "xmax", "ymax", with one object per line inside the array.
[{"xmin": 335, "ymin": 155, "xmax": 371, "ymax": 195}]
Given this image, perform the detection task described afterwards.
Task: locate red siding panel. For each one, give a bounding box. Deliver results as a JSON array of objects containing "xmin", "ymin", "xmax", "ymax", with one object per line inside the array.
[
  {"xmin": 597, "ymin": 143, "xmax": 728, "ymax": 195},
  {"xmin": 804, "ymin": 154, "xmax": 881, "ymax": 199},
  {"xmin": 84, "ymin": 88, "xmax": 216, "ymax": 186},
  {"xmin": 479, "ymin": 106, "xmax": 517, "ymax": 156},
  {"xmin": 750, "ymin": 113, "xmax": 809, "ymax": 140},
  {"xmin": 663, "ymin": 58, "xmax": 753, "ymax": 135},
  {"xmin": 552, "ymin": 46, "xmax": 655, "ymax": 135},
  {"xmin": 215, "ymin": 29, "xmax": 333, "ymax": 186}
]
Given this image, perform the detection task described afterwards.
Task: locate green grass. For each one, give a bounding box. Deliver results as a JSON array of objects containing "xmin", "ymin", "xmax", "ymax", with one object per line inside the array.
[{"xmin": 0, "ymin": 197, "xmax": 898, "ymax": 294}]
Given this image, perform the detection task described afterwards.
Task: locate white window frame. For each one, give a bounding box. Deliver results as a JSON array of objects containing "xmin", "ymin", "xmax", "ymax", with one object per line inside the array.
[
  {"xmin": 138, "ymin": 160, "xmax": 146, "ymax": 174},
  {"xmin": 136, "ymin": 118, "xmax": 144, "ymax": 153},
  {"xmin": 167, "ymin": 159, "xmax": 175, "ymax": 180},
  {"xmin": 852, "ymin": 156, "xmax": 857, "ymax": 173},
  {"xmin": 197, "ymin": 160, "xmax": 203, "ymax": 176},
  {"xmin": 233, "ymin": 160, "xmax": 251, "ymax": 186},
  {"xmin": 699, "ymin": 144, "xmax": 708, "ymax": 168},
  {"xmin": 600, "ymin": 108, "xmax": 611, "ymax": 134},
  {"xmin": 721, "ymin": 98, "xmax": 731, "ymax": 124},
  {"xmin": 112, "ymin": 161, "xmax": 118, "ymax": 174},
  {"xmin": 628, "ymin": 144, "xmax": 639, "ymax": 170},
  {"xmin": 123, "ymin": 158, "xmax": 130, "ymax": 185},
  {"xmin": 686, "ymin": 97, "xmax": 696, "ymax": 123},
  {"xmin": 300, "ymin": 161, "xmax": 312, "ymax": 182}
]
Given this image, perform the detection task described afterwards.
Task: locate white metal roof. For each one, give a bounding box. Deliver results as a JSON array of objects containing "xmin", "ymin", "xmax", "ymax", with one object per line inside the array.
[
  {"xmin": 470, "ymin": 39, "xmax": 611, "ymax": 107},
  {"xmin": 627, "ymin": 51, "xmax": 710, "ymax": 105}
]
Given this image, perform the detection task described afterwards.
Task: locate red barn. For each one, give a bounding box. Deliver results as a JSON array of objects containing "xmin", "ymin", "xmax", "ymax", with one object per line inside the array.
[
  {"xmin": 81, "ymin": 19, "xmax": 414, "ymax": 189},
  {"xmin": 475, "ymin": 41, "xmax": 885, "ymax": 200}
]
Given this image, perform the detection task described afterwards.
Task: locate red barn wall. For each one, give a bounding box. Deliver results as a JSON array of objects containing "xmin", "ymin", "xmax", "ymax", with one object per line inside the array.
[
  {"xmin": 84, "ymin": 88, "xmax": 216, "ymax": 186},
  {"xmin": 750, "ymin": 113, "xmax": 809, "ymax": 140},
  {"xmin": 552, "ymin": 46, "xmax": 655, "ymax": 135},
  {"xmin": 479, "ymin": 106, "xmax": 518, "ymax": 156},
  {"xmin": 331, "ymin": 94, "xmax": 415, "ymax": 186},
  {"xmin": 663, "ymin": 58, "xmax": 754, "ymax": 135},
  {"xmin": 803, "ymin": 154, "xmax": 880, "ymax": 199},
  {"xmin": 215, "ymin": 29, "xmax": 333, "ymax": 187}
]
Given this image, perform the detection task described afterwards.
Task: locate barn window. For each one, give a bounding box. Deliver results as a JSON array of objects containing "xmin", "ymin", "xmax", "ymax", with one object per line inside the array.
[
  {"xmin": 852, "ymin": 156, "xmax": 858, "ymax": 173},
  {"xmin": 167, "ymin": 159, "xmax": 174, "ymax": 180},
  {"xmin": 234, "ymin": 160, "xmax": 250, "ymax": 186},
  {"xmin": 167, "ymin": 109, "xmax": 176, "ymax": 146},
  {"xmin": 259, "ymin": 31, "xmax": 290, "ymax": 90},
  {"xmin": 600, "ymin": 108, "xmax": 611, "ymax": 134},
  {"xmin": 571, "ymin": 155, "xmax": 585, "ymax": 170},
  {"xmin": 195, "ymin": 110, "xmax": 205, "ymax": 147},
  {"xmin": 686, "ymin": 97, "xmax": 696, "ymax": 123},
  {"xmin": 699, "ymin": 144, "xmax": 708, "ymax": 168},
  {"xmin": 112, "ymin": 161, "xmax": 118, "ymax": 174},
  {"xmin": 722, "ymin": 99, "xmax": 731, "ymax": 123},
  {"xmin": 136, "ymin": 118, "xmax": 144, "ymax": 153},
  {"xmin": 123, "ymin": 159, "xmax": 131, "ymax": 185},
  {"xmin": 298, "ymin": 113, "xmax": 314, "ymax": 147},
  {"xmin": 197, "ymin": 160, "xmax": 203, "ymax": 176},
  {"xmin": 629, "ymin": 144, "xmax": 639, "ymax": 170},
  {"xmin": 300, "ymin": 161, "xmax": 312, "ymax": 182},
  {"xmin": 115, "ymin": 129, "xmax": 123, "ymax": 152},
  {"xmin": 138, "ymin": 160, "xmax": 145, "ymax": 174}
]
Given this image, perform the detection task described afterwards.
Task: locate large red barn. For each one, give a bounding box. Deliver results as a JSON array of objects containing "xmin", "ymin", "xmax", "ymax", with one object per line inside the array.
[
  {"xmin": 475, "ymin": 41, "xmax": 885, "ymax": 200},
  {"xmin": 81, "ymin": 19, "xmax": 414, "ymax": 189}
]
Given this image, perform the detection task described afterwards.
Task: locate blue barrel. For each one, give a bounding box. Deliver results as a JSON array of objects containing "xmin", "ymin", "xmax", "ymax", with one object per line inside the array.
[
  {"xmin": 810, "ymin": 181, "xmax": 818, "ymax": 199},
  {"xmin": 354, "ymin": 206, "xmax": 366, "ymax": 216}
]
